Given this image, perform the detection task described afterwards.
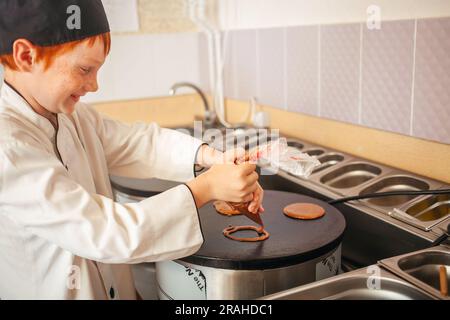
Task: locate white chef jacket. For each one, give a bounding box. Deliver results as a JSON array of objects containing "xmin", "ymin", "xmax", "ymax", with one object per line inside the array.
[{"xmin": 0, "ymin": 81, "xmax": 205, "ymax": 300}]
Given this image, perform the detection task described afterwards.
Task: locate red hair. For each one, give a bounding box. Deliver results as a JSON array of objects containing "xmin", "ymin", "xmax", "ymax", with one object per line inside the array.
[{"xmin": 0, "ymin": 32, "xmax": 111, "ymax": 71}]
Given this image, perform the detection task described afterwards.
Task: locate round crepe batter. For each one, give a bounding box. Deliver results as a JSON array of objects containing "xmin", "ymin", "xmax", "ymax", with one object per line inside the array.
[
  {"xmin": 223, "ymin": 225, "xmax": 270, "ymax": 242},
  {"xmin": 283, "ymin": 202, "xmax": 325, "ymax": 220},
  {"xmin": 213, "ymin": 201, "xmax": 241, "ymax": 216}
]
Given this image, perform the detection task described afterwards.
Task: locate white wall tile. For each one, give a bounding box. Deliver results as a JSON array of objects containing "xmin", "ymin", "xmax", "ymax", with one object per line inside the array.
[
  {"xmin": 321, "ymin": 24, "xmax": 360, "ymax": 124},
  {"xmin": 286, "ymin": 25, "xmax": 319, "ymax": 116},
  {"xmin": 152, "ymin": 33, "xmax": 202, "ymax": 96},
  {"xmin": 233, "ymin": 29, "xmax": 258, "ymax": 101},
  {"xmin": 198, "ymin": 33, "xmax": 211, "ymax": 94},
  {"xmin": 257, "ymin": 28, "xmax": 286, "ymax": 109},
  {"xmin": 413, "ymin": 17, "xmax": 450, "ymax": 144},
  {"xmin": 223, "ymin": 31, "xmax": 237, "ymax": 99},
  {"xmin": 361, "ymin": 20, "xmax": 415, "ymax": 135}
]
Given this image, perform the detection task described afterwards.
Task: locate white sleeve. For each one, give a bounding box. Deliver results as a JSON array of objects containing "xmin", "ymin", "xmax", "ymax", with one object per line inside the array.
[
  {"xmin": 82, "ymin": 104, "xmax": 205, "ymax": 182},
  {"xmin": 0, "ymin": 141, "xmax": 204, "ymax": 264}
]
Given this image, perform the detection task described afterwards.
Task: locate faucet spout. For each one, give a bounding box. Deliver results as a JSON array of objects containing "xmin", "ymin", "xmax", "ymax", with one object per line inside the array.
[
  {"xmin": 169, "ymin": 82, "xmax": 210, "ymax": 111},
  {"xmin": 169, "ymin": 82, "xmax": 216, "ymax": 127}
]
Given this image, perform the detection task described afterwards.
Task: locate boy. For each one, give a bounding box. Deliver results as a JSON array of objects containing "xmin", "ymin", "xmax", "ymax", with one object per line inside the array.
[{"xmin": 0, "ymin": 0, "xmax": 263, "ymax": 299}]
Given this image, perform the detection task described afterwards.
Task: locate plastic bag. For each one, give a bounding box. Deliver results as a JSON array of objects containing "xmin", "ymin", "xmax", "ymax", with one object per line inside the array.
[
  {"xmin": 237, "ymin": 137, "xmax": 321, "ymax": 178},
  {"xmin": 226, "ymin": 138, "xmax": 321, "ymax": 221},
  {"xmin": 265, "ymin": 138, "xmax": 321, "ymax": 178}
]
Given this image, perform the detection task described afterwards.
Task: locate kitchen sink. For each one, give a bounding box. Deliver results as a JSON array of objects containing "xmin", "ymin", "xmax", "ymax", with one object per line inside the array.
[
  {"xmin": 312, "ymin": 153, "xmax": 346, "ymax": 174},
  {"xmin": 319, "ymin": 162, "xmax": 382, "ymax": 190},
  {"xmin": 380, "ymin": 246, "xmax": 449, "ymax": 299},
  {"xmin": 358, "ymin": 175, "xmax": 430, "ymax": 208},
  {"xmin": 260, "ymin": 266, "xmax": 434, "ymax": 300}
]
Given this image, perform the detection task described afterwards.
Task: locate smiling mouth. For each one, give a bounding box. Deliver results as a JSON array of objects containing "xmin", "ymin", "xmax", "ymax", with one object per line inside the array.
[{"xmin": 70, "ymin": 95, "xmax": 81, "ymax": 102}]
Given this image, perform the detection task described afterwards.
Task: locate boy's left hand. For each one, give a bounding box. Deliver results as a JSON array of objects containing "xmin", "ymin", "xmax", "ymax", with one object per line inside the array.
[{"xmin": 224, "ymin": 147, "xmax": 265, "ymax": 215}]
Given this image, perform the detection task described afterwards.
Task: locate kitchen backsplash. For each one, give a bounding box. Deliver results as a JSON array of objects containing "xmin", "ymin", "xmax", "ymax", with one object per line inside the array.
[
  {"xmin": 0, "ymin": 17, "xmax": 448, "ymax": 147},
  {"xmin": 220, "ymin": 17, "xmax": 450, "ymax": 145}
]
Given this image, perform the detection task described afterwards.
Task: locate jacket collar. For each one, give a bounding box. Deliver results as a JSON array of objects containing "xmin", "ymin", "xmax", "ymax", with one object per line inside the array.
[{"xmin": 0, "ymin": 80, "xmax": 55, "ymax": 139}]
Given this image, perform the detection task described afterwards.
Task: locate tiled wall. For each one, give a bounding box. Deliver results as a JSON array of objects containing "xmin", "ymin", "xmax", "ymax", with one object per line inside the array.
[
  {"xmin": 221, "ymin": 17, "xmax": 450, "ymax": 145},
  {"xmin": 1, "ymin": 16, "xmax": 448, "ymax": 147}
]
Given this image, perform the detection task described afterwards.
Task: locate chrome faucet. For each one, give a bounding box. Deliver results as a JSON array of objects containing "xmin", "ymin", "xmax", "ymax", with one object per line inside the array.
[{"xmin": 169, "ymin": 82, "xmax": 217, "ymax": 127}]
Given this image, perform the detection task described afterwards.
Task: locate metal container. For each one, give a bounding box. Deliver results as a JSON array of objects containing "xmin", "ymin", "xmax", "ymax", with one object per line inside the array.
[
  {"xmin": 260, "ymin": 265, "xmax": 435, "ymax": 300},
  {"xmin": 156, "ymin": 190, "xmax": 346, "ymax": 300},
  {"xmin": 390, "ymin": 189, "xmax": 450, "ymax": 232},
  {"xmin": 312, "ymin": 153, "xmax": 346, "ymax": 174},
  {"xmin": 379, "ymin": 245, "xmax": 450, "ymax": 299},
  {"xmin": 359, "ymin": 175, "xmax": 431, "ymax": 208},
  {"xmin": 319, "ymin": 162, "xmax": 383, "ymax": 191}
]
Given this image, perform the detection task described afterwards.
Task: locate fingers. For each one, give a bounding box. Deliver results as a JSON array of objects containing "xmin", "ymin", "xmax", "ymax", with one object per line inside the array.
[
  {"xmin": 244, "ymin": 171, "xmax": 259, "ymax": 187},
  {"xmin": 235, "ymin": 167, "xmax": 259, "ymax": 204},
  {"xmin": 210, "ymin": 159, "xmax": 261, "ymax": 205},
  {"xmin": 234, "ymin": 147, "xmax": 246, "ymax": 160},
  {"xmin": 238, "ymin": 163, "xmax": 257, "ymax": 176},
  {"xmin": 243, "ymin": 193, "xmax": 254, "ymax": 203},
  {"xmin": 248, "ymin": 184, "xmax": 264, "ymax": 214},
  {"xmin": 224, "ymin": 147, "xmax": 246, "ymax": 164},
  {"xmin": 247, "ymin": 194, "xmax": 259, "ymax": 214},
  {"xmin": 234, "ymin": 183, "xmax": 258, "ymax": 202}
]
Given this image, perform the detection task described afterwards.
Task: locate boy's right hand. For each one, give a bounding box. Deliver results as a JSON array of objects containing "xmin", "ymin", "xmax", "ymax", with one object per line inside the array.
[
  {"xmin": 206, "ymin": 163, "xmax": 258, "ymax": 203},
  {"xmin": 186, "ymin": 163, "xmax": 258, "ymax": 208}
]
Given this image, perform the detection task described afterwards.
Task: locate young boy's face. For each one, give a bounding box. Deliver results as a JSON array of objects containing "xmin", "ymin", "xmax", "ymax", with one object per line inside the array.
[{"xmin": 31, "ymin": 38, "xmax": 106, "ymax": 115}]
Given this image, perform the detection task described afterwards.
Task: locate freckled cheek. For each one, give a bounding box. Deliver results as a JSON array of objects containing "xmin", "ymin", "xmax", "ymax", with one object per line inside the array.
[
  {"xmin": 57, "ymin": 65, "xmax": 83, "ymax": 91},
  {"xmin": 70, "ymin": 73, "xmax": 86, "ymax": 91},
  {"xmin": 61, "ymin": 75, "xmax": 83, "ymax": 96}
]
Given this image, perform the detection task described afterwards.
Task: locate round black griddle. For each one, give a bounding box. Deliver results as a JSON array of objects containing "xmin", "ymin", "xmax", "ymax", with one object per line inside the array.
[{"xmin": 181, "ymin": 190, "xmax": 346, "ymax": 270}]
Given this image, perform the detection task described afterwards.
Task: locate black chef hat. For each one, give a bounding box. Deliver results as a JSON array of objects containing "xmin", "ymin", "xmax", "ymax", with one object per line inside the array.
[{"xmin": 0, "ymin": 0, "xmax": 110, "ymax": 55}]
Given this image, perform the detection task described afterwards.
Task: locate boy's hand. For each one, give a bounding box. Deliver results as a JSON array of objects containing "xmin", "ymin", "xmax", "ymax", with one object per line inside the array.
[
  {"xmin": 206, "ymin": 162, "xmax": 258, "ymax": 203},
  {"xmin": 222, "ymin": 147, "xmax": 247, "ymax": 164},
  {"xmin": 189, "ymin": 147, "xmax": 265, "ymax": 212},
  {"xmin": 195, "ymin": 145, "xmax": 248, "ymax": 167},
  {"xmin": 186, "ymin": 162, "xmax": 259, "ymax": 208},
  {"xmin": 248, "ymin": 182, "xmax": 265, "ymax": 214},
  {"xmin": 224, "ymin": 148, "xmax": 264, "ymax": 214}
]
